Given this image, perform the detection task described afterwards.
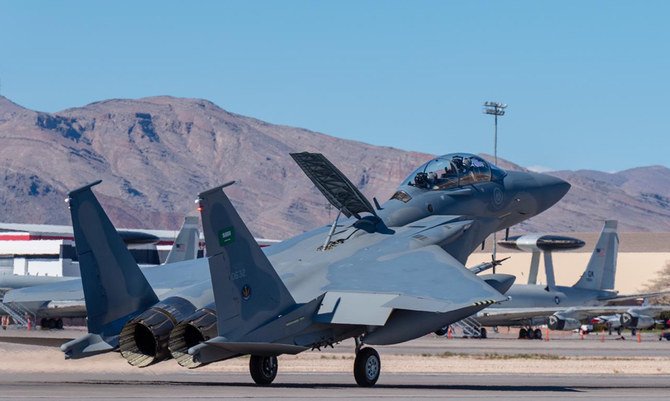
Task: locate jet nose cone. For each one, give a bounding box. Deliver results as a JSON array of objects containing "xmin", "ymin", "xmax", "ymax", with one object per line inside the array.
[{"xmin": 534, "ymin": 174, "xmax": 570, "ymax": 212}]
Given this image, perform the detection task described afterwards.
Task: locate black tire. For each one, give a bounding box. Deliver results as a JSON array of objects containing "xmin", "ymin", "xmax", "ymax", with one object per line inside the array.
[
  {"xmin": 434, "ymin": 326, "xmax": 448, "ymax": 336},
  {"xmin": 354, "ymin": 347, "xmax": 381, "ymax": 387},
  {"xmin": 249, "ymin": 355, "xmax": 278, "ymax": 385},
  {"xmin": 518, "ymin": 328, "xmax": 527, "ymax": 339},
  {"xmin": 56, "ymin": 319, "xmax": 64, "ymax": 330},
  {"xmin": 40, "ymin": 318, "xmax": 47, "ymax": 329},
  {"xmin": 46, "ymin": 319, "xmax": 56, "ymax": 329},
  {"xmin": 631, "ymin": 329, "xmax": 637, "ymax": 336},
  {"xmin": 526, "ymin": 328, "xmax": 534, "ymax": 339},
  {"xmin": 533, "ymin": 328, "xmax": 543, "ymax": 340},
  {"xmin": 479, "ymin": 327, "xmax": 487, "ymax": 339}
]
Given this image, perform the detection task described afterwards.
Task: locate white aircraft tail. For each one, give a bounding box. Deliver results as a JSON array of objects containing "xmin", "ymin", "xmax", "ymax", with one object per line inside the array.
[{"xmin": 573, "ymin": 220, "xmax": 618, "ymax": 290}]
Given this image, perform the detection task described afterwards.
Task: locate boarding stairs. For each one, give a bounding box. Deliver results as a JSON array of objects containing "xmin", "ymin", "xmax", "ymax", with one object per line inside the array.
[
  {"xmin": 453, "ymin": 315, "xmax": 484, "ymax": 338},
  {"xmin": 0, "ymin": 297, "xmax": 31, "ymax": 327}
]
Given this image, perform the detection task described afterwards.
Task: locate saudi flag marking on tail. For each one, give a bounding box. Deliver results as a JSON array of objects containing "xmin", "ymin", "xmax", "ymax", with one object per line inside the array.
[{"xmin": 218, "ymin": 227, "xmax": 235, "ymax": 246}]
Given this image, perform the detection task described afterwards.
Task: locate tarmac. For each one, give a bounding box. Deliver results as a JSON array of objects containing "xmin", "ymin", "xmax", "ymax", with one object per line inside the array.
[{"xmin": 0, "ymin": 328, "xmax": 668, "ymax": 400}]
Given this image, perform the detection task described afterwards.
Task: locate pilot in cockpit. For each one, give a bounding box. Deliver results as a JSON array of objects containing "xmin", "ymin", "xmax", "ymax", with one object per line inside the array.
[
  {"xmin": 441, "ymin": 164, "xmax": 457, "ymax": 178},
  {"xmin": 462, "ymin": 157, "xmax": 472, "ymax": 172},
  {"xmin": 451, "ymin": 155, "xmax": 463, "ymax": 171}
]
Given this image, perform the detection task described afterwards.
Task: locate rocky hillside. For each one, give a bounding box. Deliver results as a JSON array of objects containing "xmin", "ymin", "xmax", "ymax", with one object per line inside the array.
[
  {"xmin": 0, "ymin": 95, "xmax": 669, "ymax": 238},
  {"xmin": 0, "ymin": 96, "xmax": 430, "ymax": 238}
]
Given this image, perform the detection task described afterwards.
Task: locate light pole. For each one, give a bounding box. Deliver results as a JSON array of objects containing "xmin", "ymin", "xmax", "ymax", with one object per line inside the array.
[{"xmin": 483, "ymin": 101, "xmax": 507, "ymax": 269}]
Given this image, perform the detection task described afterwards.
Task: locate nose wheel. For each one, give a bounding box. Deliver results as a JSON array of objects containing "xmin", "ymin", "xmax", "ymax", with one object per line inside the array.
[
  {"xmin": 354, "ymin": 347, "xmax": 381, "ymax": 387},
  {"xmin": 249, "ymin": 355, "xmax": 278, "ymax": 385}
]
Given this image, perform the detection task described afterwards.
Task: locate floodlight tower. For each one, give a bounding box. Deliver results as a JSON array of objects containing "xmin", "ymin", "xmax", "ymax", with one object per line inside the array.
[{"xmin": 483, "ymin": 101, "xmax": 507, "ymax": 269}]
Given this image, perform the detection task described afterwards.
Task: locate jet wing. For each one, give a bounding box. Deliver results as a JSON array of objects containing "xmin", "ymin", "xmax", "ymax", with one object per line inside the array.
[
  {"xmin": 290, "ymin": 152, "xmax": 376, "ymax": 219},
  {"xmin": 3, "ymin": 259, "xmax": 211, "ymax": 304},
  {"xmin": 603, "ymin": 290, "xmax": 670, "ymax": 304},
  {"xmin": 313, "ymin": 244, "xmax": 507, "ymax": 326},
  {"xmin": 477, "ymin": 305, "xmax": 662, "ymax": 323}
]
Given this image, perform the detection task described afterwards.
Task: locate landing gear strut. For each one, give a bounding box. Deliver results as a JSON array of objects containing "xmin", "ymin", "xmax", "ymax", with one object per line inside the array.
[{"xmin": 249, "ymin": 355, "xmax": 278, "ymax": 385}]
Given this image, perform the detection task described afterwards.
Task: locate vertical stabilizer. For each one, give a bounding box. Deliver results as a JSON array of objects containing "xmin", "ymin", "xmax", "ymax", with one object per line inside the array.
[
  {"xmin": 197, "ymin": 182, "xmax": 295, "ymax": 340},
  {"xmin": 164, "ymin": 216, "xmax": 200, "ymax": 264},
  {"xmin": 66, "ymin": 181, "xmax": 159, "ymax": 342},
  {"xmin": 573, "ymin": 220, "xmax": 618, "ymax": 290}
]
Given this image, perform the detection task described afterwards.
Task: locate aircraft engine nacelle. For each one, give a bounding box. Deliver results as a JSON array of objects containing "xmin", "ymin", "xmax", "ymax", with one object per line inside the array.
[
  {"xmin": 547, "ymin": 314, "xmax": 580, "ymax": 331},
  {"xmin": 119, "ymin": 297, "xmax": 197, "ymax": 367},
  {"xmin": 167, "ymin": 305, "xmax": 218, "ymax": 368},
  {"xmin": 620, "ymin": 312, "xmax": 655, "ymax": 329}
]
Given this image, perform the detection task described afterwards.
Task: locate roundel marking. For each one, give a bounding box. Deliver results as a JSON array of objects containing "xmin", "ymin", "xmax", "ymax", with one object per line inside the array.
[{"xmin": 493, "ymin": 187, "xmax": 504, "ymax": 206}]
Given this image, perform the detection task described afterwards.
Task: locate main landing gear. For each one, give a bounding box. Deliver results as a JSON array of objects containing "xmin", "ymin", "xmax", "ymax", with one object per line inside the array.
[
  {"xmin": 249, "ymin": 355, "xmax": 278, "ymax": 385},
  {"xmin": 353, "ymin": 337, "xmax": 381, "ymax": 387},
  {"xmin": 247, "ymin": 338, "xmax": 383, "ymax": 387},
  {"xmin": 518, "ymin": 327, "xmax": 542, "ymax": 340},
  {"xmin": 40, "ymin": 318, "xmax": 63, "ymax": 330}
]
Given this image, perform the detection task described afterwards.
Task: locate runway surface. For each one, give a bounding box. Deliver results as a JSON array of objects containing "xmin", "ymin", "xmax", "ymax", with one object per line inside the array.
[
  {"xmin": 0, "ymin": 328, "xmax": 668, "ymax": 400},
  {"xmin": 1, "ymin": 372, "xmax": 669, "ymax": 400}
]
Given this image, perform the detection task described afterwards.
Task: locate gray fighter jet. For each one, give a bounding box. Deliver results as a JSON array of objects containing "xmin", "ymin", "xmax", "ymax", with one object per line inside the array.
[
  {"xmin": 464, "ymin": 220, "xmax": 670, "ymax": 339},
  {"xmin": 1, "ymin": 216, "xmax": 202, "ymax": 329},
  {"xmin": 11, "ymin": 152, "xmax": 569, "ymax": 386}
]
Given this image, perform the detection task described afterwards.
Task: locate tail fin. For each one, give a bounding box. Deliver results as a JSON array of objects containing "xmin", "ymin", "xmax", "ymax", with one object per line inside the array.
[
  {"xmin": 66, "ymin": 181, "xmax": 159, "ymax": 341},
  {"xmin": 197, "ymin": 182, "xmax": 295, "ymax": 339},
  {"xmin": 164, "ymin": 216, "xmax": 200, "ymax": 264},
  {"xmin": 573, "ymin": 220, "xmax": 618, "ymax": 290}
]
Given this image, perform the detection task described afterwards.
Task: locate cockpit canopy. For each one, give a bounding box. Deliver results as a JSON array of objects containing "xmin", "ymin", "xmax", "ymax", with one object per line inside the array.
[{"xmin": 402, "ymin": 153, "xmax": 506, "ymax": 191}]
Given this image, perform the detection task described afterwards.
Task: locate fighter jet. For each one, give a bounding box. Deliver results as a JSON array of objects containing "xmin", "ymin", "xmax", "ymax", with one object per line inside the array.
[
  {"xmin": 13, "ymin": 152, "xmax": 569, "ymax": 386},
  {"xmin": 463, "ymin": 221, "xmax": 670, "ymax": 339},
  {"xmin": 1, "ymin": 216, "xmax": 203, "ymax": 329}
]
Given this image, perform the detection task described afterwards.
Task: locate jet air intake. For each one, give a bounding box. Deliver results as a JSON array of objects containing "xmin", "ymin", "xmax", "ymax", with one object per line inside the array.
[
  {"xmin": 168, "ymin": 305, "xmax": 218, "ymax": 368},
  {"xmin": 547, "ymin": 314, "xmax": 580, "ymax": 331},
  {"xmin": 119, "ymin": 297, "xmax": 196, "ymax": 367},
  {"xmin": 620, "ymin": 312, "xmax": 654, "ymax": 329}
]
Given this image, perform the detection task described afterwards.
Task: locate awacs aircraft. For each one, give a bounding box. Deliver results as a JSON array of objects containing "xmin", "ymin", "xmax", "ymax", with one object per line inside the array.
[
  {"xmin": 1, "ymin": 217, "xmax": 202, "ymax": 328},
  {"xmin": 466, "ymin": 220, "xmax": 670, "ymax": 339},
  {"xmin": 15, "ymin": 152, "xmax": 569, "ymax": 386}
]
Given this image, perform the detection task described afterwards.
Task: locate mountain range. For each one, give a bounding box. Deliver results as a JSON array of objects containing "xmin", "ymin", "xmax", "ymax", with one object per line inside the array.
[{"xmin": 1, "ymin": 95, "xmax": 669, "ymax": 238}]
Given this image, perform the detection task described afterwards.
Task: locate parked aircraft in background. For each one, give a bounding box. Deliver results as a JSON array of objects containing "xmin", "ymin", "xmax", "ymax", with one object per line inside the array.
[
  {"xmin": 455, "ymin": 221, "xmax": 670, "ymax": 339},
  {"xmin": 0, "ymin": 217, "xmax": 202, "ymax": 329},
  {"xmin": 33, "ymin": 152, "xmax": 569, "ymax": 386}
]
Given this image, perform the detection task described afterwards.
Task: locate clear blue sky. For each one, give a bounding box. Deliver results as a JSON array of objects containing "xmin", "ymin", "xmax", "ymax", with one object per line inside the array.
[{"xmin": 1, "ymin": 1, "xmax": 668, "ymax": 172}]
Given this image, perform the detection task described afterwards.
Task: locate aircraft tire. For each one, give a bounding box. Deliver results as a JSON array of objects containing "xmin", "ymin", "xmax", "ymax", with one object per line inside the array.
[
  {"xmin": 631, "ymin": 329, "xmax": 637, "ymax": 336},
  {"xmin": 56, "ymin": 319, "xmax": 64, "ymax": 330},
  {"xmin": 533, "ymin": 328, "xmax": 542, "ymax": 340},
  {"xmin": 434, "ymin": 326, "xmax": 448, "ymax": 336},
  {"xmin": 40, "ymin": 318, "xmax": 47, "ymax": 329},
  {"xmin": 354, "ymin": 347, "xmax": 381, "ymax": 387},
  {"xmin": 249, "ymin": 355, "xmax": 278, "ymax": 385},
  {"xmin": 518, "ymin": 328, "xmax": 527, "ymax": 339},
  {"xmin": 479, "ymin": 328, "xmax": 487, "ymax": 339}
]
